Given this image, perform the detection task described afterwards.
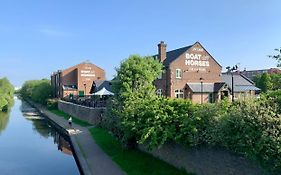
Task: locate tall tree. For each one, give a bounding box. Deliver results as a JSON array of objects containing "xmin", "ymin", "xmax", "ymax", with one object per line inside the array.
[
  {"xmin": 269, "ymin": 47, "xmax": 281, "ymax": 67},
  {"xmin": 111, "ymin": 55, "xmax": 163, "ymax": 146},
  {"xmin": 113, "ymin": 54, "xmax": 163, "ymax": 103}
]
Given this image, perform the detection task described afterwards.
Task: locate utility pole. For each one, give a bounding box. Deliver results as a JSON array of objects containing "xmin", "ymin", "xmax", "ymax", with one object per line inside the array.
[
  {"xmin": 226, "ymin": 65, "xmax": 238, "ymax": 102},
  {"xmin": 200, "ymin": 77, "xmax": 204, "ymax": 104}
]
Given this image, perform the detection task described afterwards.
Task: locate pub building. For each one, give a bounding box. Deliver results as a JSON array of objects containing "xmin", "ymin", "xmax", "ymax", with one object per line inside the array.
[
  {"xmin": 51, "ymin": 61, "xmax": 106, "ymax": 98},
  {"xmin": 153, "ymin": 41, "xmax": 258, "ymax": 103}
]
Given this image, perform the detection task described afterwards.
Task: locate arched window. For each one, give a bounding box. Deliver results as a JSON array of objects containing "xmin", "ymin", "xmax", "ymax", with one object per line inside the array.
[{"xmin": 175, "ymin": 89, "xmax": 184, "ymax": 98}]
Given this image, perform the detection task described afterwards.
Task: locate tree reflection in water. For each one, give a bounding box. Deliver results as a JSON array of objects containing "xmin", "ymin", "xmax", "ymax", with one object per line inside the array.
[
  {"xmin": 21, "ymin": 101, "xmax": 73, "ymax": 156},
  {"xmin": 0, "ymin": 110, "xmax": 11, "ymax": 135},
  {"xmin": 0, "ymin": 99, "xmax": 13, "ymax": 135},
  {"xmin": 25, "ymin": 117, "xmax": 73, "ymax": 155}
]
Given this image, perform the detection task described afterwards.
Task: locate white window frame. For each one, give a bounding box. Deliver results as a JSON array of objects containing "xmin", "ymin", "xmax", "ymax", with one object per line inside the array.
[
  {"xmin": 156, "ymin": 89, "xmax": 163, "ymax": 96},
  {"xmin": 175, "ymin": 89, "xmax": 184, "ymax": 98},
  {"xmin": 176, "ymin": 69, "xmax": 182, "ymax": 79}
]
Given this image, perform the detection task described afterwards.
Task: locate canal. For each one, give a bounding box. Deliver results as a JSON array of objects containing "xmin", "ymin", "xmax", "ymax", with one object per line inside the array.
[{"xmin": 0, "ymin": 97, "xmax": 80, "ymax": 175}]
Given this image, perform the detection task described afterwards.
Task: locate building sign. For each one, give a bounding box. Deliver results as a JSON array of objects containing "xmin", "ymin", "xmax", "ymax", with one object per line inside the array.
[
  {"xmin": 185, "ymin": 53, "xmax": 210, "ymax": 67},
  {"xmin": 80, "ymin": 69, "xmax": 96, "ymax": 77}
]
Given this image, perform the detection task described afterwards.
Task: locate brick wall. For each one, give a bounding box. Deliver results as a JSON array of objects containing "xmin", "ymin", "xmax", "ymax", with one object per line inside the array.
[
  {"xmin": 139, "ymin": 142, "xmax": 265, "ymax": 175},
  {"xmin": 58, "ymin": 100, "xmax": 104, "ymax": 125}
]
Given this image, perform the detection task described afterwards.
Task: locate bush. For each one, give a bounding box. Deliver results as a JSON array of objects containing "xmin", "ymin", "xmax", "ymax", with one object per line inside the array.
[
  {"xmin": 220, "ymin": 99, "xmax": 281, "ymax": 172},
  {"xmin": 47, "ymin": 99, "xmax": 58, "ymax": 110},
  {"xmin": 106, "ymin": 95, "xmax": 281, "ymax": 172}
]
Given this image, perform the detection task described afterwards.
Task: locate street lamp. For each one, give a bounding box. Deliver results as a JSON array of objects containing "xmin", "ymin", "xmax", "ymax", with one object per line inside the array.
[
  {"xmin": 83, "ymin": 82, "xmax": 86, "ymax": 96},
  {"xmin": 226, "ymin": 65, "xmax": 238, "ymax": 102},
  {"xmin": 200, "ymin": 77, "xmax": 204, "ymax": 104}
]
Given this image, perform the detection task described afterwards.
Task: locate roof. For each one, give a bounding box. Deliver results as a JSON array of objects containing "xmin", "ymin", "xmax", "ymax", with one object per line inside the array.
[
  {"xmin": 186, "ymin": 82, "xmax": 227, "ymax": 93},
  {"xmin": 162, "ymin": 45, "xmax": 192, "ymax": 66},
  {"xmin": 153, "ymin": 42, "xmax": 222, "ymax": 67},
  {"xmin": 241, "ymin": 68, "xmax": 281, "ymax": 73},
  {"xmin": 61, "ymin": 61, "xmax": 105, "ymax": 75},
  {"xmin": 221, "ymin": 73, "xmax": 260, "ymax": 92},
  {"xmin": 153, "ymin": 45, "xmax": 192, "ymax": 67},
  {"xmin": 93, "ymin": 87, "xmax": 114, "ymax": 96},
  {"xmin": 90, "ymin": 80, "xmax": 112, "ymax": 93}
]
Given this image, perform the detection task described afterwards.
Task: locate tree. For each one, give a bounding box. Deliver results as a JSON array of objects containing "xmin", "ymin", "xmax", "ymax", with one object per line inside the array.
[
  {"xmin": 0, "ymin": 77, "xmax": 14, "ymax": 111},
  {"xmin": 254, "ymin": 73, "xmax": 272, "ymax": 93},
  {"xmin": 270, "ymin": 73, "xmax": 281, "ymax": 90},
  {"xmin": 19, "ymin": 79, "xmax": 53, "ymax": 105},
  {"xmin": 254, "ymin": 73, "xmax": 281, "ymax": 92},
  {"xmin": 269, "ymin": 47, "xmax": 281, "ymax": 67},
  {"xmin": 113, "ymin": 54, "xmax": 163, "ymax": 104},
  {"xmin": 111, "ymin": 55, "xmax": 163, "ymax": 147}
]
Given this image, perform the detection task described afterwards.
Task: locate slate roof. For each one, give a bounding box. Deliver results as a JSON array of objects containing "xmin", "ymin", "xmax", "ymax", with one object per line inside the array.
[
  {"xmin": 221, "ymin": 73, "xmax": 260, "ymax": 92},
  {"xmin": 163, "ymin": 46, "xmax": 192, "ymax": 66},
  {"xmin": 90, "ymin": 80, "xmax": 112, "ymax": 94},
  {"xmin": 154, "ymin": 45, "xmax": 192, "ymax": 67},
  {"xmin": 186, "ymin": 82, "xmax": 227, "ymax": 93},
  {"xmin": 153, "ymin": 42, "xmax": 222, "ymax": 67}
]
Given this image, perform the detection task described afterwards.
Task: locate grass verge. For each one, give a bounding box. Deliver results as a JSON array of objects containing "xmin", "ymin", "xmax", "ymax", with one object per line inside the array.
[
  {"xmin": 49, "ymin": 109, "xmax": 92, "ymax": 127},
  {"xmin": 89, "ymin": 127, "xmax": 193, "ymax": 175}
]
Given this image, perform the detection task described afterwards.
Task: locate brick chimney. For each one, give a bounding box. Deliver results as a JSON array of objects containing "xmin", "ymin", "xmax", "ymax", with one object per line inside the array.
[{"xmin": 158, "ymin": 41, "xmax": 167, "ymax": 62}]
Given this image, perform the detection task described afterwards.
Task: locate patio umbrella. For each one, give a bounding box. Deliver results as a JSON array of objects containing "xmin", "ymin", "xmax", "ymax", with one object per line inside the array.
[{"xmin": 93, "ymin": 87, "xmax": 114, "ymax": 96}]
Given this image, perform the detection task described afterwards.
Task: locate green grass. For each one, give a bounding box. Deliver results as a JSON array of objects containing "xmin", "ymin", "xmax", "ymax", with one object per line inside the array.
[
  {"xmin": 49, "ymin": 109, "xmax": 92, "ymax": 127},
  {"xmin": 89, "ymin": 127, "xmax": 193, "ymax": 175}
]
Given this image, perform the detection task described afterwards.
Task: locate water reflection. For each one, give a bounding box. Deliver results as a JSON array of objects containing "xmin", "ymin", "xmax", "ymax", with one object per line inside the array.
[
  {"xmin": 0, "ymin": 98, "xmax": 79, "ymax": 175},
  {"xmin": 0, "ymin": 110, "xmax": 11, "ymax": 135},
  {"xmin": 21, "ymin": 101, "xmax": 73, "ymax": 156},
  {"xmin": 0, "ymin": 98, "xmax": 14, "ymax": 135}
]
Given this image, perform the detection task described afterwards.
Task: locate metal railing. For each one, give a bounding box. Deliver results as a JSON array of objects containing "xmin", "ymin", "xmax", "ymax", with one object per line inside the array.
[{"xmin": 62, "ymin": 95, "xmax": 108, "ymax": 108}]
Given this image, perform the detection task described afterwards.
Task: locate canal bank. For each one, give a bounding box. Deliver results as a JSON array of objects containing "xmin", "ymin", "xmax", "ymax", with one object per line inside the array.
[{"xmin": 27, "ymin": 100, "xmax": 125, "ymax": 175}]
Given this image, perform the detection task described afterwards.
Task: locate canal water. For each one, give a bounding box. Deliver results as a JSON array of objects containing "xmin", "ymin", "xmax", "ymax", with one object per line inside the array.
[{"xmin": 0, "ymin": 97, "xmax": 79, "ymax": 175}]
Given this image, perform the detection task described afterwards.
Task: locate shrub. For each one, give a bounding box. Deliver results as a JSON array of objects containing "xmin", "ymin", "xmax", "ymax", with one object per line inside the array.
[
  {"xmin": 47, "ymin": 99, "xmax": 58, "ymax": 110},
  {"xmin": 220, "ymin": 99, "xmax": 281, "ymax": 172}
]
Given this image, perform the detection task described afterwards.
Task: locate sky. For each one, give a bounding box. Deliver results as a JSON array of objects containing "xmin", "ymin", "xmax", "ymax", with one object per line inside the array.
[{"xmin": 0, "ymin": 0, "xmax": 280, "ymax": 87}]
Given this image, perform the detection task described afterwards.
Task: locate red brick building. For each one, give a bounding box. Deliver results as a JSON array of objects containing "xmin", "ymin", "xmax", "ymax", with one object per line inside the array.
[
  {"xmin": 51, "ymin": 61, "xmax": 105, "ymax": 98},
  {"xmin": 154, "ymin": 41, "xmax": 230, "ymax": 103}
]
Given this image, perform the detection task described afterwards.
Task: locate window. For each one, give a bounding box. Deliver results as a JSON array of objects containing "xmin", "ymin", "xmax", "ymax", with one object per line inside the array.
[
  {"xmin": 175, "ymin": 89, "xmax": 184, "ymax": 98},
  {"xmin": 158, "ymin": 70, "xmax": 165, "ymax": 79},
  {"xmin": 156, "ymin": 89, "xmax": 163, "ymax": 96},
  {"xmin": 176, "ymin": 69, "xmax": 182, "ymax": 79},
  {"xmin": 208, "ymin": 93, "xmax": 214, "ymax": 103}
]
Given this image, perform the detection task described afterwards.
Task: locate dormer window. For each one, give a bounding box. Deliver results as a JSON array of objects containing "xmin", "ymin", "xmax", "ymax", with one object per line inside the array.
[{"xmin": 176, "ymin": 69, "xmax": 182, "ymax": 79}]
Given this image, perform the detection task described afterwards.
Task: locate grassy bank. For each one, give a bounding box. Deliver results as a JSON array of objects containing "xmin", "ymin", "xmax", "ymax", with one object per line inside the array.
[
  {"xmin": 89, "ymin": 127, "xmax": 192, "ymax": 175},
  {"xmin": 49, "ymin": 109, "xmax": 92, "ymax": 127}
]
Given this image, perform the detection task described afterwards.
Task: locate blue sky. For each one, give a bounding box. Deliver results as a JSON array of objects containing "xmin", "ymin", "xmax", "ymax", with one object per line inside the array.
[{"xmin": 0, "ymin": 0, "xmax": 280, "ymax": 87}]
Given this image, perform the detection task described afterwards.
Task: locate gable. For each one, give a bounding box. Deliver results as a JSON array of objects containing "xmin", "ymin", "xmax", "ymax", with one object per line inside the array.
[
  {"xmin": 162, "ymin": 46, "xmax": 192, "ymax": 66},
  {"xmin": 170, "ymin": 42, "xmax": 222, "ymax": 73}
]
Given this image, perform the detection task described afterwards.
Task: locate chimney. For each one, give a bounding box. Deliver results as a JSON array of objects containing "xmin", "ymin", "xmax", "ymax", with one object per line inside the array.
[{"xmin": 158, "ymin": 41, "xmax": 167, "ymax": 62}]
